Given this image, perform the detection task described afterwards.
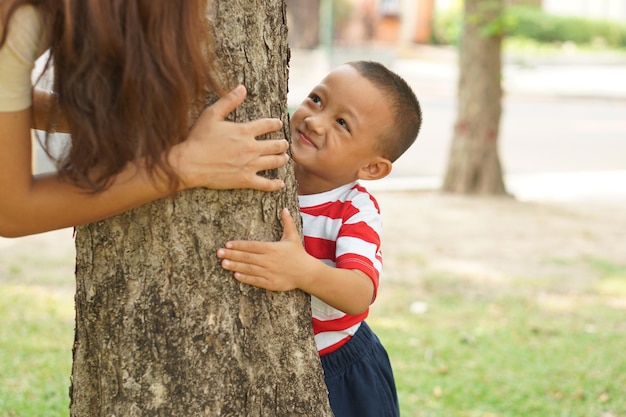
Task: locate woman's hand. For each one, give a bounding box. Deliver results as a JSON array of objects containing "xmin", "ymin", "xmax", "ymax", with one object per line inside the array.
[
  {"xmin": 170, "ymin": 85, "xmax": 289, "ymax": 192},
  {"xmin": 0, "ymin": 85, "xmax": 289, "ymax": 237}
]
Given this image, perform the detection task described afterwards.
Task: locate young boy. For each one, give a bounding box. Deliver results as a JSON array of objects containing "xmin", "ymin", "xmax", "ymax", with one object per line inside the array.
[{"xmin": 217, "ymin": 61, "xmax": 422, "ymax": 417}]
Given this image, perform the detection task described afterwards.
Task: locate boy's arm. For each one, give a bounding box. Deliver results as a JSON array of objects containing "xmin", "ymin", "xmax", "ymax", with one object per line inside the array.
[{"xmin": 217, "ymin": 208, "xmax": 375, "ymax": 316}]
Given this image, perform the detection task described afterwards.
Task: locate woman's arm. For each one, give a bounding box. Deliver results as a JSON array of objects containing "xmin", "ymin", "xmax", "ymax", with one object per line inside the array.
[{"xmin": 0, "ymin": 85, "xmax": 288, "ymax": 237}]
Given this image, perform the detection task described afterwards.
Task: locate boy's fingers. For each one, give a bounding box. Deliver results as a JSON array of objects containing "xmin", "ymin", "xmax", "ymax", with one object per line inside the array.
[
  {"xmin": 220, "ymin": 255, "xmax": 261, "ymax": 274},
  {"xmin": 280, "ymin": 208, "xmax": 299, "ymax": 241},
  {"xmin": 222, "ymin": 240, "xmax": 271, "ymax": 254},
  {"xmin": 234, "ymin": 272, "xmax": 276, "ymax": 291}
]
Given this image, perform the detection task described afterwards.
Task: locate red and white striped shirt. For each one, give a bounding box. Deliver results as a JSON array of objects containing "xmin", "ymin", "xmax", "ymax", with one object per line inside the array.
[{"xmin": 298, "ymin": 181, "xmax": 382, "ymax": 356}]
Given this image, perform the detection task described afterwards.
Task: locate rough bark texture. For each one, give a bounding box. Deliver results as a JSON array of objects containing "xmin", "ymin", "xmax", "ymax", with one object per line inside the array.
[
  {"xmin": 442, "ymin": 0, "xmax": 507, "ymax": 195},
  {"xmin": 69, "ymin": 1, "xmax": 334, "ymax": 416}
]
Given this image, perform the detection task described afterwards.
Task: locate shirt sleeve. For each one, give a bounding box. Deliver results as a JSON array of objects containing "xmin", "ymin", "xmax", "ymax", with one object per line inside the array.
[
  {"xmin": 335, "ymin": 194, "xmax": 383, "ymax": 298},
  {"xmin": 0, "ymin": 5, "xmax": 48, "ymax": 112}
]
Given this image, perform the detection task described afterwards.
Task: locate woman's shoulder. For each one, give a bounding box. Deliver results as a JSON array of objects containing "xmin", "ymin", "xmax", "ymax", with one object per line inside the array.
[
  {"xmin": 1, "ymin": 4, "xmax": 50, "ymax": 56},
  {"xmin": 0, "ymin": 4, "xmax": 50, "ymax": 112}
]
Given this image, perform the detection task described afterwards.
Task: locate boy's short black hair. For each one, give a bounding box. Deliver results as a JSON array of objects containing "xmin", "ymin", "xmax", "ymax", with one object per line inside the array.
[{"xmin": 347, "ymin": 61, "xmax": 422, "ymax": 162}]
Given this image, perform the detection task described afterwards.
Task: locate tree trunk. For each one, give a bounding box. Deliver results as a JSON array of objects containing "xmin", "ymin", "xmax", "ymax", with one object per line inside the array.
[
  {"xmin": 69, "ymin": 1, "xmax": 334, "ymax": 416},
  {"xmin": 414, "ymin": 0, "xmax": 435, "ymax": 44},
  {"xmin": 442, "ymin": 0, "xmax": 507, "ymax": 195},
  {"xmin": 287, "ymin": 0, "xmax": 321, "ymax": 49}
]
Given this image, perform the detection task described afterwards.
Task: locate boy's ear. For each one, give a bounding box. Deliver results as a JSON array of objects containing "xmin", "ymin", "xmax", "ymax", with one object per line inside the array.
[{"xmin": 358, "ymin": 157, "xmax": 392, "ymax": 181}]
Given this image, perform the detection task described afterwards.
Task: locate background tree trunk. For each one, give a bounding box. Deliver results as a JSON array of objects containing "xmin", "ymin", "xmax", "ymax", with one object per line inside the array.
[
  {"xmin": 287, "ymin": 0, "xmax": 321, "ymax": 49},
  {"xmin": 69, "ymin": 1, "xmax": 334, "ymax": 416},
  {"xmin": 442, "ymin": 0, "xmax": 507, "ymax": 195}
]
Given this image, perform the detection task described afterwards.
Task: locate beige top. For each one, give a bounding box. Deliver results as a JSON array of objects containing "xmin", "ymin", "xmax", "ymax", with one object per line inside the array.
[{"xmin": 0, "ymin": 5, "xmax": 50, "ymax": 112}]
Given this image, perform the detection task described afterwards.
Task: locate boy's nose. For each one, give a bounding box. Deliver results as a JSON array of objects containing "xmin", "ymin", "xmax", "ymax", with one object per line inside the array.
[{"xmin": 304, "ymin": 115, "xmax": 324, "ymax": 135}]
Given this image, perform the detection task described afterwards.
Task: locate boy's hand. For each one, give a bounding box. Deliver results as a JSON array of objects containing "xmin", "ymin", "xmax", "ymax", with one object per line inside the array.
[{"xmin": 217, "ymin": 208, "xmax": 317, "ymax": 292}]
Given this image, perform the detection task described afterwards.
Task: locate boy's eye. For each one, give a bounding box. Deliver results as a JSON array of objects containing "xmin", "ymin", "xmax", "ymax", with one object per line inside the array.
[
  {"xmin": 309, "ymin": 94, "xmax": 321, "ymax": 105},
  {"xmin": 337, "ymin": 118, "xmax": 350, "ymax": 132}
]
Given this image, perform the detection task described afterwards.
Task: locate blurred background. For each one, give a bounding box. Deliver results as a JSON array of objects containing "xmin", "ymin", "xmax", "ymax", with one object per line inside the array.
[
  {"xmin": 32, "ymin": 0, "xmax": 626, "ymax": 201},
  {"xmin": 32, "ymin": 0, "xmax": 626, "ymax": 202},
  {"xmin": 285, "ymin": 0, "xmax": 626, "ymax": 201}
]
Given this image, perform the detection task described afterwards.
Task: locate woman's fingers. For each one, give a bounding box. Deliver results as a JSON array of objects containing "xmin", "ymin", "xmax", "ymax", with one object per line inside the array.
[
  {"xmin": 177, "ymin": 84, "xmax": 289, "ymax": 191},
  {"xmin": 244, "ymin": 117, "xmax": 283, "ymax": 138},
  {"xmin": 254, "ymin": 152, "xmax": 290, "ymax": 172},
  {"xmin": 237, "ymin": 139, "xmax": 289, "ymax": 191},
  {"xmin": 258, "ymin": 137, "xmax": 289, "ymax": 155},
  {"xmin": 246, "ymin": 174, "xmax": 286, "ymax": 192},
  {"xmin": 208, "ymin": 85, "xmax": 248, "ymax": 120},
  {"xmin": 206, "ymin": 85, "xmax": 283, "ymax": 136}
]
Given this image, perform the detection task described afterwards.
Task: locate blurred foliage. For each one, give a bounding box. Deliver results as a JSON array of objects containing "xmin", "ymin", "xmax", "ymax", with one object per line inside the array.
[
  {"xmin": 432, "ymin": 3, "xmax": 626, "ymax": 49},
  {"xmin": 432, "ymin": 0, "xmax": 463, "ymax": 45},
  {"xmin": 332, "ymin": 0, "xmax": 354, "ymax": 32},
  {"xmin": 470, "ymin": 0, "xmax": 508, "ymax": 38},
  {"xmin": 506, "ymin": 5, "xmax": 626, "ymax": 47}
]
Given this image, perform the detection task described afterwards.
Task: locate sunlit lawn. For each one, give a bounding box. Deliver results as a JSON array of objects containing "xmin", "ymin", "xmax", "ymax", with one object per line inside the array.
[
  {"xmin": 370, "ymin": 277, "xmax": 626, "ymax": 417},
  {"xmin": 1, "ymin": 262, "xmax": 625, "ymax": 416},
  {"xmin": 0, "ymin": 286, "xmax": 73, "ymax": 416},
  {"xmin": 370, "ymin": 260, "xmax": 626, "ymax": 417}
]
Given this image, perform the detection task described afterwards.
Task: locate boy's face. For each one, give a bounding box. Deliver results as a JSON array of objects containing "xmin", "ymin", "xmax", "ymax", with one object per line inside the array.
[{"xmin": 290, "ymin": 64, "xmax": 393, "ymax": 194}]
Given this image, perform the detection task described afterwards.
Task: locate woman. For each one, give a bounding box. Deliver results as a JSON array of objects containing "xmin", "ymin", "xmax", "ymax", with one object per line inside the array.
[{"xmin": 0, "ymin": 0, "xmax": 289, "ymax": 237}]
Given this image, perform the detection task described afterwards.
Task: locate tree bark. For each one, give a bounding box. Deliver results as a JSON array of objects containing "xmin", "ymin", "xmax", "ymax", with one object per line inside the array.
[
  {"xmin": 442, "ymin": 0, "xmax": 507, "ymax": 195},
  {"xmin": 69, "ymin": 1, "xmax": 334, "ymax": 416}
]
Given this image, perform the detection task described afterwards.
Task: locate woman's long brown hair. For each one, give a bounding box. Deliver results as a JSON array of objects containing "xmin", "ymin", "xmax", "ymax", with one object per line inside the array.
[{"xmin": 1, "ymin": 0, "xmax": 222, "ymax": 192}]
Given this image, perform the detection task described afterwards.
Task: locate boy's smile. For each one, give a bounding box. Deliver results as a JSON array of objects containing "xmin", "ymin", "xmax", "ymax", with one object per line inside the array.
[
  {"xmin": 290, "ymin": 64, "xmax": 393, "ymax": 195},
  {"xmin": 295, "ymin": 130, "xmax": 317, "ymax": 149}
]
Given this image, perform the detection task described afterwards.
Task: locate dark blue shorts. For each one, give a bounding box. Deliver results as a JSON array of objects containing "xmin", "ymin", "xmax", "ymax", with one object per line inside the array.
[{"xmin": 320, "ymin": 321, "xmax": 400, "ymax": 417}]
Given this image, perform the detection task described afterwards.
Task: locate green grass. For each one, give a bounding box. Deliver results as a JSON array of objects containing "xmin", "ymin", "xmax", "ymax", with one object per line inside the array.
[
  {"xmin": 0, "ymin": 286, "xmax": 74, "ymax": 417},
  {"xmin": 504, "ymin": 36, "xmax": 626, "ymax": 57},
  {"xmin": 1, "ymin": 265, "xmax": 625, "ymax": 416},
  {"xmin": 370, "ymin": 280, "xmax": 626, "ymax": 417}
]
